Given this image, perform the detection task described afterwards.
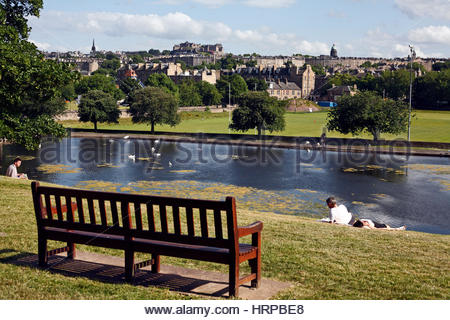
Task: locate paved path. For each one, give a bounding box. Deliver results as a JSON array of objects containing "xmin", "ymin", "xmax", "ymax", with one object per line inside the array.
[
  {"xmin": 70, "ymin": 131, "xmax": 450, "ymax": 157},
  {"xmin": 12, "ymin": 251, "xmax": 292, "ymax": 299}
]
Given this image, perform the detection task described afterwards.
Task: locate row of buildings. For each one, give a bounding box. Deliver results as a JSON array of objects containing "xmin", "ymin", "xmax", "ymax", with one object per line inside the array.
[{"xmin": 43, "ymin": 41, "xmax": 446, "ymax": 103}]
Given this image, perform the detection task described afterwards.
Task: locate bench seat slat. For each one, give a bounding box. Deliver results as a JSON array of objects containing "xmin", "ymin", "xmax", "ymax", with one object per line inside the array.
[{"xmin": 42, "ymin": 220, "xmax": 124, "ymax": 236}]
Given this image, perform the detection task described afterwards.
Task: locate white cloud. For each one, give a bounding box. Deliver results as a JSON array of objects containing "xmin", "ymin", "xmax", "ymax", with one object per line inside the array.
[
  {"xmin": 31, "ymin": 10, "xmax": 326, "ymax": 55},
  {"xmin": 243, "ymin": 0, "xmax": 296, "ymax": 8},
  {"xmin": 29, "ymin": 39, "xmax": 51, "ymax": 51},
  {"xmin": 361, "ymin": 27, "xmax": 444, "ymax": 58},
  {"xmin": 395, "ymin": 0, "xmax": 450, "ymax": 20},
  {"xmin": 158, "ymin": 0, "xmax": 296, "ymax": 8},
  {"xmin": 408, "ymin": 25, "xmax": 450, "ymax": 44}
]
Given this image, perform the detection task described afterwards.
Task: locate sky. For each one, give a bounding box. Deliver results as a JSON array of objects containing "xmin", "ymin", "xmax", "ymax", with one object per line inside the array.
[{"xmin": 28, "ymin": 0, "xmax": 450, "ymax": 58}]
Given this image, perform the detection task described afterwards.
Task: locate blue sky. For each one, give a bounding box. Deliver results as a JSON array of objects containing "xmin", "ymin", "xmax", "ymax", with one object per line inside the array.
[{"xmin": 28, "ymin": 0, "xmax": 450, "ymax": 58}]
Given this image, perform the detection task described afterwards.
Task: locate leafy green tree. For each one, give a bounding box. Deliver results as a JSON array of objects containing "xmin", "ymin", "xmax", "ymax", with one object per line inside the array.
[
  {"xmin": 229, "ymin": 91, "xmax": 286, "ymax": 138},
  {"xmin": 380, "ymin": 69, "xmax": 412, "ymax": 100},
  {"xmin": 130, "ymin": 54, "xmax": 144, "ymax": 64},
  {"xmin": 75, "ymin": 73, "xmax": 125, "ymax": 101},
  {"xmin": 129, "ymin": 86, "xmax": 180, "ymax": 133},
  {"xmin": 101, "ymin": 58, "xmax": 120, "ymax": 70},
  {"xmin": 0, "ymin": 113, "xmax": 66, "ymax": 150},
  {"xmin": 0, "ymin": 0, "xmax": 42, "ymax": 40},
  {"xmin": 179, "ymin": 79, "xmax": 202, "ymax": 106},
  {"xmin": 246, "ymin": 77, "xmax": 268, "ymax": 91},
  {"xmin": 219, "ymin": 54, "xmax": 240, "ymax": 70},
  {"xmin": 196, "ymin": 81, "xmax": 222, "ymax": 106},
  {"xmin": 0, "ymin": 0, "xmax": 76, "ymax": 149},
  {"xmin": 245, "ymin": 60, "xmax": 257, "ymax": 68},
  {"xmin": 145, "ymin": 73, "xmax": 179, "ymax": 97},
  {"xmin": 119, "ymin": 77, "xmax": 142, "ymax": 97},
  {"xmin": 327, "ymin": 91, "xmax": 408, "ymax": 141},
  {"xmin": 360, "ymin": 61, "xmax": 373, "ymax": 68},
  {"xmin": 432, "ymin": 61, "xmax": 450, "ymax": 71},
  {"xmin": 216, "ymin": 74, "xmax": 248, "ymax": 105},
  {"xmin": 78, "ymin": 90, "xmax": 120, "ymax": 131},
  {"xmin": 148, "ymin": 48, "xmax": 161, "ymax": 56},
  {"xmin": 60, "ymin": 83, "xmax": 77, "ymax": 101},
  {"xmin": 311, "ymin": 64, "xmax": 325, "ymax": 76},
  {"xmin": 414, "ymin": 69, "xmax": 450, "ymax": 108}
]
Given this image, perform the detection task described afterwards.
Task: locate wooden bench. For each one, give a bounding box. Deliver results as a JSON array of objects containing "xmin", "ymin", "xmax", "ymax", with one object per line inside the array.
[{"xmin": 31, "ymin": 181, "xmax": 263, "ymax": 297}]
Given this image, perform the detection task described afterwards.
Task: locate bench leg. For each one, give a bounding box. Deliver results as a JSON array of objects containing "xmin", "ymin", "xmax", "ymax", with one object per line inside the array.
[
  {"xmin": 38, "ymin": 238, "xmax": 48, "ymax": 267},
  {"xmin": 125, "ymin": 250, "xmax": 135, "ymax": 282},
  {"xmin": 151, "ymin": 254, "xmax": 160, "ymax": 273},
  {"xmin": 67, "ymin": 242, "xmax": 76, "ymax": 259},
  {"xmin": 229, "ymin": 262, "xmax": 239, "ymax": 298},
  {"xmin": 249, "ymin": 254, "xmax": 261, "ymax": 289}
]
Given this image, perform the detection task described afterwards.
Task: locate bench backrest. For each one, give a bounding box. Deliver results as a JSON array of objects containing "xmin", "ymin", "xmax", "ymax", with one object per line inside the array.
[{"xmin": 31, "ymin": 181, "xmax": 239, "ymax": 250}]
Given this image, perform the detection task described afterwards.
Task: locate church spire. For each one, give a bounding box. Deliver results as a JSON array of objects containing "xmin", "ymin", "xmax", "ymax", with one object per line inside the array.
[{"xmin": 91, "ymin": 39, "xmax": 96, "ymax": 53}]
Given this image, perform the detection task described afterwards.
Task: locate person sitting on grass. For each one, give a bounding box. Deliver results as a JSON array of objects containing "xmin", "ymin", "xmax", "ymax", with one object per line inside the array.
[
  {"xmin": 353, "ymin": 219, "xmax": 406, "ymax": 230},
  {"xmin": 326, "ymin": 197, "xmax": 355, "ymax": 225},
  {"xmin": 5, "ymin": 157, "xmax": 27, "ymax": 179}
]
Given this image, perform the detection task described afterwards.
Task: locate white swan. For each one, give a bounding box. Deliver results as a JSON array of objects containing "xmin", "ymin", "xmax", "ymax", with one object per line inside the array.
[{"xmin": 124, "ymin": 136, "xmax": 130, "ymax": 139}]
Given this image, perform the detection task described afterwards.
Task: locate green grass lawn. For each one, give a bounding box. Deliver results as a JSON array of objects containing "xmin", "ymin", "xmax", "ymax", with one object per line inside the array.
[
  {"xmin": 0, "ymin": 177, "xmax": 448, "ymax": 299},
  {"xmin": 61, "ymin": 110, "xmax": 450, "ymax": 143}
]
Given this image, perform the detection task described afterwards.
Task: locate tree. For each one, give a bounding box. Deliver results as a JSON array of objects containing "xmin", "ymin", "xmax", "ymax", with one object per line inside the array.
[
  {"xmin": 179, "ymin": 79, "xmax": 202, "ymax": 106},
  {"xmin": 246, "ymin": 77, "xmax": 268, "ymax": 91},
  {"xmin": 129, "ymin": 87, "xmax": 180, "ymax": 133},
  {"xmin": 229, "ymin": 91, "xmax": 286, "ymax": 138},
  {"xmin": 414, "ymin": 69, "xmax": 450, "ymax": 109},
  {"xmin": 216, "ymin": 74, "xmax": 248, "ymax": 105},
  {"xmin": 78, "ymin": 90, "xmax": 120, "ymax": 131},
  {"xmin": 145, "ymin": 73, "xmax": 178, "ymax": 97},
  {"xmin": 327, "ymin": 91, "xmax": 409, "ymax": 141},
  {"xmin": 75, "ymin": 73, "xmax": 125, "ymax": 101},
  {"xmin": 0, "ymin": 113, "xmax": 67, "ymax": 150},
  {"xmin": 380, "ymin": 69, "xmax": 412, "ymax": 100},
  {"xmin": 0, "ymin": 0, "xmax": 76, "ymax": 150},
  {"xmin": 196, "ymin": 81, "xmax": 222, "ymax": 106},
  {"xmin": 119, "ymin": 77, "xmax": 142, "ymax": 98},
  {"xmin": 1, "ymin": 0, "xmax": 42, "ymax": 40}
]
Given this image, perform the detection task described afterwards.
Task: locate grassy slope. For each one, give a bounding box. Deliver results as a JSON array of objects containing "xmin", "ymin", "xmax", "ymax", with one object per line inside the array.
[
  {"xmin": 61, "ymin": 110, "xmax": 450, "ymax": 143},
  {"xmin": 0, "ymin": 177, "xmax": 448, "ymax": 299}
]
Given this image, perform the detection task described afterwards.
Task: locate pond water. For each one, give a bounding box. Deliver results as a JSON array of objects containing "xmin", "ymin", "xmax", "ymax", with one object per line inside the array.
[{"xmin": 1, "ymin": 137, "xmax": 449, "ymax": 235}]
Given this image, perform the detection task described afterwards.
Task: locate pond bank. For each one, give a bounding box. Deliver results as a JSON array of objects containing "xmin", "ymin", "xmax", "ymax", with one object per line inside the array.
[{"xmin": 68, "ymin": 129, "xmax": 450, "ymax": 158}]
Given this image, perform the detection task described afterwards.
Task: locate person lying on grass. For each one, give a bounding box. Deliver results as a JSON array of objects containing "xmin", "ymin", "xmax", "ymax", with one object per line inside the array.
[{"xmin": 353, "ymin": 219, "xmax": 406, "ymax": 230}]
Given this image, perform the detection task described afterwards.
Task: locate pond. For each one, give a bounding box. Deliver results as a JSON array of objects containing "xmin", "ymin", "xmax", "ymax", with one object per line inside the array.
[{"xmin": 1, "ymin": 137, "xmax": 449, "ymax": 235}]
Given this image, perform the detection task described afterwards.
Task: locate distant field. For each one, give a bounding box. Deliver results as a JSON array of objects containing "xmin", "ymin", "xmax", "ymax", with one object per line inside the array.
[{"xmin": 61, "ymin": 110, "xmax": 450, "ymax": 143}]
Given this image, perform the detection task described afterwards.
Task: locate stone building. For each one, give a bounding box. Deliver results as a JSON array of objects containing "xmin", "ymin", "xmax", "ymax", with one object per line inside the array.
[
  {"xmin": 118, "ymin": 62, "xmax": 219, "ymax": 85},
  {"xmin": 327, "ymin": 84, "xmax": 358, "ymax": 101},
  {"xmin": 267, "ymin": 79, "xmax": 302, "ymax": 100}
]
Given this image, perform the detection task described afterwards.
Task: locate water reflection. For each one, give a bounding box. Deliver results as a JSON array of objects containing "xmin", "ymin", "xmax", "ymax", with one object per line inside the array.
[{"xmin": 1, "ymin": 137, "xmax": 449, "ymax": 235}]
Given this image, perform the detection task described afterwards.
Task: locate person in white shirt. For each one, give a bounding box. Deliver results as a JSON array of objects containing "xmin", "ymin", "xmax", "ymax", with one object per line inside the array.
[
  {"xmin": 5, "ymin": 157, "xmax": 27, "ymax": 179},
  {"xmin": 326, "ymin": 197, "xmax": 354, "ymax": 225}
]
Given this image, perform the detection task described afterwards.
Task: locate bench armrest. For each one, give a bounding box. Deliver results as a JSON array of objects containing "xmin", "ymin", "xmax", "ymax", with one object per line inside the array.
[{"xmin": 238, "ymin": 221, "xmax": 263, "ymax": 238}]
